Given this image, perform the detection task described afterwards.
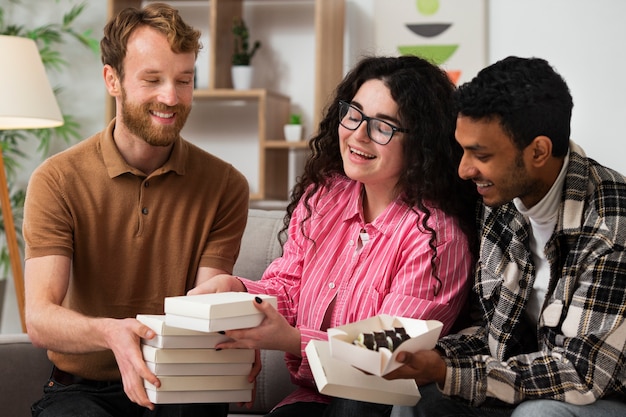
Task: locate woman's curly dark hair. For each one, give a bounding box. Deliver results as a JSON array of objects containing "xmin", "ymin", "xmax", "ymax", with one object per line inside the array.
[{"xmin": 282, "ymin": 55, "xmax": 478, "ymax": 290}]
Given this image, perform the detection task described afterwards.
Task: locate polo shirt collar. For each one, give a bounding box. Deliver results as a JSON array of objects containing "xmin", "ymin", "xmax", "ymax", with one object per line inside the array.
[{"xmin": 102, "ymin": 118, "xmax": 187, "ymax": 178}]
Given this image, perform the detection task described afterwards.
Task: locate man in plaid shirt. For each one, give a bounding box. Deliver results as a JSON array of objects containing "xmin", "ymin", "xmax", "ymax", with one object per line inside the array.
[{"xmin": 385, "ymin": 56, "xmax": 626, "ymax": 417}]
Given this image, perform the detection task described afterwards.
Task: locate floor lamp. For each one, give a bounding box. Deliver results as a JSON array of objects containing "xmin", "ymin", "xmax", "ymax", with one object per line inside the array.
[{"xmin": 0, "ymin": 35, "xmax": 64, "ymax": 332}]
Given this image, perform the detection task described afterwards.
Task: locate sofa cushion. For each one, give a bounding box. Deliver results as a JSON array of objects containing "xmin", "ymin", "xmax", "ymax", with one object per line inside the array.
[
  {"xmin": 233, "ymin": 209, "xmax": 285, "ymax": 281},
  {"xmin": 0, "ymin": 333, "xmax": 51, "ymax": 417}
]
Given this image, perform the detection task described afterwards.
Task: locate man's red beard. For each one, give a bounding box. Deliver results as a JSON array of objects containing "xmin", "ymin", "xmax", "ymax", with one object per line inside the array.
[{"xmin": 120, "ymin": 87, "xmax": 191, "ymax": 147}]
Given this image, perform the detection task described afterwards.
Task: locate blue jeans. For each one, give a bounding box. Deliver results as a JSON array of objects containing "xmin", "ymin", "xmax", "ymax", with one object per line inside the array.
[
  {"xmin": 31, "ymin": 372, "xmax": 228, "ymax": 417},
  {"xmin": 408, "ymin": 383, "xmax": 626, "ymax": 417},
  {"xmin": 266, "ymin": 399, "xmax": 392, "ymax": 417}
]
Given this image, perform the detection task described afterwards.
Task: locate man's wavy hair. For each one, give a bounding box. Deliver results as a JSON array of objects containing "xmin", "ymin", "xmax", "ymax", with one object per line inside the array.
[
  {"xmin": 100, "ymin": 2, "xmax": 202, "ymax": 81},
  {"xmin": 283, "ymin": 55, "xmax": 478, "ymax": 292}
]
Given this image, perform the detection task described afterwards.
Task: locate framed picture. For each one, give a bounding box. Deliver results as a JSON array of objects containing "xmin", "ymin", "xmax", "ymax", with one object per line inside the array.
[{"xmin": 374, "ymin": 0, "xmax": 488, "ymax": 85}]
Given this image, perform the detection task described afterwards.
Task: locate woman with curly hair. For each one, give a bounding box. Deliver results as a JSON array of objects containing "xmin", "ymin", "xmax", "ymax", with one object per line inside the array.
[{"xmin": 191, "ymin": 55, "xmax": 478, "ymax": 416}]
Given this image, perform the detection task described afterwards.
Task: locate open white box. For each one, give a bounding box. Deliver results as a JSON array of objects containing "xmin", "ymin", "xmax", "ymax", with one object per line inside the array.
[
  {"xmin": 306, "ymin": 340, "xmax": 421, "ymax": 406},
  {"xmin": 327, "ymin": 314, "xmax": 443, "ymax": 376}
]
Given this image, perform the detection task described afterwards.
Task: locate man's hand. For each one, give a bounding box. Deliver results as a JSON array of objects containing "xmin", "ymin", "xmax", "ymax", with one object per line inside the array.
[
  {"xmin": 103, "ymin": 318, "xmax": 160, "ymax": 410},
  {"xmin": 237, "ymin": 349, "xmax": 262, "ymax": 409},
  {"xmin": 383, "ymin": 349, "xmax": 447, "ymax": 387},
  {"xmin": 188, "ymin": 274, "xmax": 246, "ymax": 295},
  {"xmin": 24, "ymin": 256, "xmax": 162, "ymax": 409}
]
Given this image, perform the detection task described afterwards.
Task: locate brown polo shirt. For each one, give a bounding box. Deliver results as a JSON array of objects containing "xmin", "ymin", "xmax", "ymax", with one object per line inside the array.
[{"xmin": 23, "ymin": 119, "xmax": 249, "ymax": 380}]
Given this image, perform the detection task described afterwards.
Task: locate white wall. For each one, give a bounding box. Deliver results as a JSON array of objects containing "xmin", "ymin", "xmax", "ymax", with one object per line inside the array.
[
  {"xmin": 3, "ymin": 0, "xmax": 626, "ymax": 332},
  {"xmin": 346, "ymin": 0, "xmax": 626, "ymax": 174},
  {"xmin": 488, "ymin": 0, "xmax": 626, "ymax": 175}
]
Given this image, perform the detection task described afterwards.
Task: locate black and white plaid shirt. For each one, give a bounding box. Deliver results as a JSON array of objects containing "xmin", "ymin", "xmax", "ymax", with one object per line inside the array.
[{"xmin": 437, "ymin": 142, "xmax": 626, "ymax": 406}]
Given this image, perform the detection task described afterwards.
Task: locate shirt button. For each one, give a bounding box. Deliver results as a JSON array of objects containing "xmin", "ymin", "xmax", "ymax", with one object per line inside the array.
[
  {"xmin": 519, "ymin": 279, "xmax": 527, "ymax": 289},
  {"xmin": 328, "ymin": 282, "xmax": 335, "ymax": 289},
  {"xmin": 144, "ymin": 181, "xmax": 150, "ymax": 188},
  {"xmin": 349, "ymin": 240, "xmax": 354, "ymax": 246},
  {"xmin": 142, "ymin": 207, "xmax": 149, "ymax": 215}
]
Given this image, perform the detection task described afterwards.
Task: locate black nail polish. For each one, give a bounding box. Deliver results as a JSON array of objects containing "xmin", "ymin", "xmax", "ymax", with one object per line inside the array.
[
  {"xmin": 255, "ymin": 296, "xmax": 262, "ymax": 304},
  {"xmin": 218, "ymin": 331, "xmax": 225, "ymax": 335}
]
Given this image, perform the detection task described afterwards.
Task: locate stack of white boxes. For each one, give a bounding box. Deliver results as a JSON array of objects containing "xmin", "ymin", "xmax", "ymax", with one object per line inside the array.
[
  {"xmin": 137, "ymin": 292, "xmax": 277, "ymax": 404},
  {"xmin": 137, "ymin": 314, "xmax": 254, "ymax": 404}
]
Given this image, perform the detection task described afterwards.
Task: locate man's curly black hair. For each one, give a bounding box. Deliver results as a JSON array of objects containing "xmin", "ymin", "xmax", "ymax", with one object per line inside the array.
[{"xmin": 454, "ymin": 56, "xmax": 573, "ymax": 157}]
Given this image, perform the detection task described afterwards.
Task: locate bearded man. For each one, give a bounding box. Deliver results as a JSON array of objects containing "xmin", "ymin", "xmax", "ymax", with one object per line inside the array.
[{"xmin": 24, "ymin": 4, "xmax": 249, "ymax": 416}]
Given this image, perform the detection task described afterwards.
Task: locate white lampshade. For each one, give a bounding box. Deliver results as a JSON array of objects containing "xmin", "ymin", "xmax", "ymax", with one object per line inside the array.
[{"xmin": 0, "ymin": 35, "xmax": 64, "ymax": 130}]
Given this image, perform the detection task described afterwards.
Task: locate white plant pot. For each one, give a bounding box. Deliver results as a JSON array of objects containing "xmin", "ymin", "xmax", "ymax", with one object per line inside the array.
[
  {"xmin": 284, "ymin": 124, "xmax": 303, "ymax": 142},
  {"xmin": 231, "ymin": 65, "xmax": 253, "ymax": 90}
]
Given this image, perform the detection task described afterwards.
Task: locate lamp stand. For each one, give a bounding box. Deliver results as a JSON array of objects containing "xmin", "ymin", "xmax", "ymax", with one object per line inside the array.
[{"xmin": 0, "ymin": 147, "xmax": 26, "ymax": 332}]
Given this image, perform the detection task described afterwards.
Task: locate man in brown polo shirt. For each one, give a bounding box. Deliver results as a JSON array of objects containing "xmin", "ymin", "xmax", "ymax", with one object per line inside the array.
[{"xmin": 23, "ymin": 3, "xmax": 249, "ymax": 416}]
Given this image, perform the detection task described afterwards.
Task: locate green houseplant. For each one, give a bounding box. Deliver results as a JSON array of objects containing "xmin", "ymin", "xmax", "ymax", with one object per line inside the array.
[
  {"xmin": 232, "ymin": 17, "xmax": 261, "ymax": 66},
  {"xmin": 288, "ymin": 114, "xmax": 302, "ymax": 125},
  {"xmin": 231, "ymin": 17, "xmax": 261, "ymax": 90},
  {"xmin": 284, "ymin": 113, "xmax": 303, "ymax": 142},
  {"xmin": 0, "ymin": 1, "xmax": 98, "ymax": 284}
]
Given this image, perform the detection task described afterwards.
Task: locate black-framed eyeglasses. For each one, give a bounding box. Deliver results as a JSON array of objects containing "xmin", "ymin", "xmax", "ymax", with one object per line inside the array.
[{"xmin": 338, "ymin": 100, "xmax": 409, "ymax": 145}]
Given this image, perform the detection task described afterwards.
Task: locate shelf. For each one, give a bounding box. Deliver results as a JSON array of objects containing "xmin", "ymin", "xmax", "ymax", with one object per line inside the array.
[
  {"xmin": 265, "ymin": 140, "xmax": 309, "ymax": 149},
  {"xmin": 193, "ymin": 88, "xmax": 289, "ymax": 102}
]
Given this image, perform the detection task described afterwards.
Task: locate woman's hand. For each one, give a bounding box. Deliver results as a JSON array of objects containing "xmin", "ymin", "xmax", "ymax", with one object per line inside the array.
[{"xmin": 216, "ymin": 296, "xmax": 302, "ymax": 357}]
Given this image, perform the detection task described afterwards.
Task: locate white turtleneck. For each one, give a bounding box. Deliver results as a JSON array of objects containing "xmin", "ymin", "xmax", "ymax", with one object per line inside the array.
[{"xmin": 513, "ymin": 150, "xmax": 569, "ymax": 324}]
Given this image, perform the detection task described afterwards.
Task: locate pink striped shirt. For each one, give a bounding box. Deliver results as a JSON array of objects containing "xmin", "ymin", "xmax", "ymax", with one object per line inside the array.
[{"xmin": 242, "ymin": 176, "xmax": 472, "ymax": 408}]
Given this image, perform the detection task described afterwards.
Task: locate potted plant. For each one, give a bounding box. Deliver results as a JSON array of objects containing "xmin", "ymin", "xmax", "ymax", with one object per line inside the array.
[
  {"xmin": 0, "ymin": 0, "xmax": 98, "ymax": 325},
  {"xmin": 284, "ymin": 113, "xmax": 303, "ymax": 142},
  {"xmin": 231, "ymin": 17, "xmax": 261, "ymax": 90}
]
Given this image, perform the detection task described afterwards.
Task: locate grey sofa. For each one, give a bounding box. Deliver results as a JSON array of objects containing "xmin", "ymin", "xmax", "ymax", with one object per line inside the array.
[{"xmin": 0, "ymin": 209, "xmax": 297, "ymax": 417}]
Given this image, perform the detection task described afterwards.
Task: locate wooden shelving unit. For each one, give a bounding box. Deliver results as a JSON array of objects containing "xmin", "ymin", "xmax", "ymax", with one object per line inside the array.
[{"xmin": 105, "ymin": 0, "xmax": 344, "ymax": 200}]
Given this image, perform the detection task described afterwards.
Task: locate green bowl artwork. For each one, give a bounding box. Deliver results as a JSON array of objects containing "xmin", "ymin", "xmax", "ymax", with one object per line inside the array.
[{"xmin": 397, "ymin": 45, "xmax": 459, "ymax": 65}]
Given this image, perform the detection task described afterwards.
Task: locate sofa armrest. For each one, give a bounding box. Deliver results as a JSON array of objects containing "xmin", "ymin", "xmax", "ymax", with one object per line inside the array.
[{"xmin": 0, "ymin": 333, "xmax": 52, "ymax": 417}]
